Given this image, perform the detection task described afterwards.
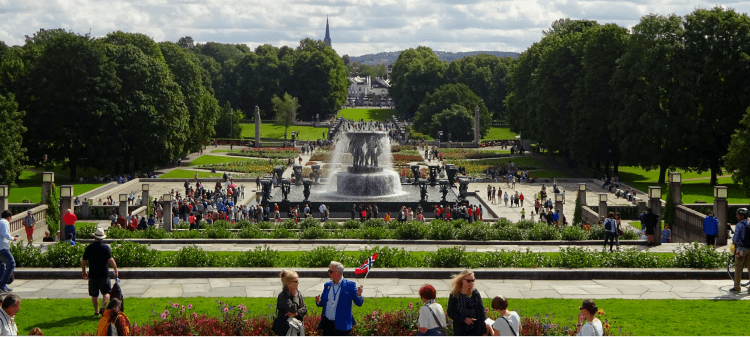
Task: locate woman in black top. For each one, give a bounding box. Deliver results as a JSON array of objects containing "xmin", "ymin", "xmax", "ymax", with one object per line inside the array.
[
  {"xmin": 447, "ymin": 270, "xmax": 487, "ymax": 336},
  {"xmin": 273, "ymin": 270, "xmax": 307, "ymax": 336}
]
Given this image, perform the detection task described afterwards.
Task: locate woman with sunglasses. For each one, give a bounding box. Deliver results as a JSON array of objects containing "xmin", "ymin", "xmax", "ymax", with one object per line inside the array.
[
  {"xmin": 273, "ymin": 270, "xmax": 307, "ymax": 336},
  {"xmin": 447, "ymin": 270, "xmax": 487, "ymax": 336},
  {"xmin": 575, "ymin": 299, "xmax": 603, "ymax": 336}
]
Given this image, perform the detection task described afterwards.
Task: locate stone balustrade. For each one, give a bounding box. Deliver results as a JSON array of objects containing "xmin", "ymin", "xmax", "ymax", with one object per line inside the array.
[{"xmin": 673, "ymin": 205, "xmax": 707, "ymax": 243}]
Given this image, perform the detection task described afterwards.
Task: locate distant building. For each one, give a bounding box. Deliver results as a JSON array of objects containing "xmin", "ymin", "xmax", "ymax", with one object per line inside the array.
[
  {"xmin": 324, "ymin": 16, "xmax": 332, "ymax": 48},
  {"xmin": 387, "ymin": 64, "xmax": 392, "ymax": 80},
  {"xmin": 347, "ymin": 76, "xmax": 392, "ymax": 106}
]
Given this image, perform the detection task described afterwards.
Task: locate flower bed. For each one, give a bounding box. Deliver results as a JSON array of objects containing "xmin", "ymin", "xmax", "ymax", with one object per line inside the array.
[
  {"xmin": 229, "ymin": 147, "xmax": 300, "ymax": 159},
  {"xmin": 82, "ymin": 301, "xmax": 630, "ymax": 336},
  {"xmin": 393, "ymin": 153, "xmax": 423, "ymax": 166},
  {"xmin": 391, "ymin": 145, "xmax": 417, "ymax": 152},
  {"xmin": 439, "ymin": 148, "xmax": 511, "ymax": 160},
  {"xmin": 309, "ymin": 149, "xmax": 331, "ymax": 162},
  {"xmin": 196, "ymin": 159, "xmax": 286, "ymax": 176}
]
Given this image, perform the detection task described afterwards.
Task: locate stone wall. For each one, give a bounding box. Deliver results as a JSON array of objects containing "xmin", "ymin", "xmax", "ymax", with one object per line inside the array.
[
  {"xmin": 581, "ymin": 206, "xmax": 599, "ymax": 225},
  {"xmin": 86, "ymin": 178, "xmax": 142, "ymax": 204},
  {"xmin": 673, "ymin": 205, "xmax": 707, "ymax": 243}
]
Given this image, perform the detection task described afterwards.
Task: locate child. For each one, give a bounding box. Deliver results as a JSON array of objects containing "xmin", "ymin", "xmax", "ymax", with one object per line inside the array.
[
  {"xmin": 384, "ymin": 212, "xmax": 391, "ymax": 222},
  {"xmin": 662, "ymin": 224, "xmax": 672, "ymax": 243},
  {"xmin": 583, "ymin": 222, "xmax": 591, "ymax": 232},
  {"xmin": 521, "ymin": 208, "xmax": 526, "ymax": 220}
]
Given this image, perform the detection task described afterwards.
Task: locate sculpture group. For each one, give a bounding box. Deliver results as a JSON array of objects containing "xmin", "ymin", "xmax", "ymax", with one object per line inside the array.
[{"xmin": 349, "ymin": 136, "xmax": 381, "ymax": 168}]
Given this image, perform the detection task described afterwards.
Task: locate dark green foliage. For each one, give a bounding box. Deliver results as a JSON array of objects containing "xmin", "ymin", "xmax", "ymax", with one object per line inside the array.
[
  {"xmin": 663, "ymin": 184, "xmax": 676, "ymax": 226},
  {"xmin": 427, "ymin": 246, "xmax": 468, "ymax": 268},
  {"xmin": 299, "ymin": 227, "xmax": 329, "ymax": 239},
  {"xmin": 573, "ymin": 194, "xmax": 582, "ymax": 227},
  {"xmin": 45, "ymin": 184, "xmax": 59, "ymax": 234},
  {"xmin": 111, "ymin": 240, "xmax": 159, "ymax": 267},
  {"xmin": 426, "ymin": 220, "xmax": 457, "ymax": 240},
  {"xmin": 297, "ymin": 246, "xmax": 349, "ymax": 268},
  {"xmin": 237, "ymin": 245, "xmax": 279, "ymax": 267},
  {"xmin": 390, "ymin": 46, "xmax": 447, "ymax": 119},
  {"xmin": 527, "ymin": 223, "xmax": 562, "ymax": 241},
  {"xmin": 171, "ymin": 245, "xmax": 212, "ymax": 267},
  {"xmin": 725, "ymin": 108, "xmax": 750, "ymax": 196},
  {"xmin": 412, "ymin": 83, "xmax": 491, "ymax": 141},
  {"xmin": 323, "ymin": 220, "xmax": 341, "ymax": 229},
  {"xmin": 46, "ymin": 242, "xmax": 86, "ymax": 268},
  {"xmin": 77, "ymin": 223, "xmax": 98, "ymax": 239},
  {"xmin": 237, "ymin": 226, "xmax": 265, "ymax": 239},
  {"xmin": 561, "ymin": 226, "xmax": 588, "ymax": 241},
  {"xmin": 343, "ymin": 220, "xmax": 361, "ymax": 229},
  {"xmin": 394, "ymin": 221, "xmax": 427, "ymax": 240},
  {"xmin": 298, "ymin": 218, "xmax": 320, "ymax": 230},
  {"xmin": 9, "ymin": 241, "xmax": 44, "ymax": 267},
  {"xmin": 0, "ymin": 93, "xmax": 26, "ymax": 186},
  {"xmin": 356, "ymin": 246, "xmax": 419, "ymax": 268}
]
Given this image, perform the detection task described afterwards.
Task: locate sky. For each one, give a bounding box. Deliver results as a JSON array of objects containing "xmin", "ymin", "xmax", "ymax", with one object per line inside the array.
[{"xmin": 1, "ymin": 0, "xmax": 749, "ymax": 56}]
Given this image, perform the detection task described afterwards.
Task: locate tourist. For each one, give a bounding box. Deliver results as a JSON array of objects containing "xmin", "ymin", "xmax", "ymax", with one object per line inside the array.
[
  {"xmin": 497, "ymin": 188, "xmax": 502, "ymax": 205},
  {"xmin": 575, "ymin": 299, "xmax": 603, "ymax": 336},
  {"xmin": 703, "ymin": 211, "xmax": 719, "ymax": 246},
  {"xmin": 22, "ymin": 211, "xmax": 36, "ymax": 247},
  {"xmin": 116, "ymin": 214, "xmax": 126, "ymax": 229},
  {"xmin": 603, "ymin": 212, "xmax": 617, "ymax": 252},
  {"xmin": 417, "ymin": 211, "xmax": 425, "ymax": 222},
  {"xmin": 0, "ymin": 210, "xmax": 18, "ymax": 293},
  {"xmin": 351, "ymin": 204, "xmax": 357, "ymax": 220},
  {"xmin": 662, "ymin": 224, "xmax": 672, "ymax": 243},
  {"xmin": 729, "ymin": 208, "xmax": 750, "ymax": 293},
  {"xmin": 0, "ymin": 294, "xmax": 20, "ymax": 335},
  {"xmin": 487, "ymin": 296, "xmax": 521, "ymax": 336},
  {"xmin": 373, "ymin": 204, "xmax": 379, "ymax": 219},
  {"xmin": 82, "ymin": 228, "xmax": 119, "ymax": 316},
  {"xmin": 503, "ymin": 192, "xmax": 508, "ymax": 207},
  {"xmin": 42, "ymin": 231, "xmax": 55, "ymax": 243},
  {"xmin": 642, "ymin": 208, "xmax": 660, "ymax": 246},
  {"xmin": 96, "ymin": 298, "xmax": 129, "ymax": 336},
  {"xmin": 553, "ymin": 210, "xmax": 560, "ymax": 230},
  {"xmin": 509, "ymin": 194, "xmax": 514, "ymax": 208},
  {"xmin": 315, "ymin": 261, "xmax": 364, "ymax": 335},
  {"xmin": 274, "ymin": 270, "xmax": 307, "ymax": 336},
  {"xmin": 384, "ymin": 213, "xmax": 391, "ymax": 223},
  {"xmin": 447, "ymin": 270, "xmax": 487, "ymax": 336},
  {"xmin": 417, "ymin": 284, "xmax": 446, "ymax": 336},
  {"xmin": 406, "ymin": 208, "xmax": 414, "ymax": 222},
  {"xmin": 62, "ymin": 209, "xmax": 78, "ymax": 243},
  {"xmin": 138, "ymin": 216, "xmax": 147, "ymax": 231},
  {"xmin": 614, "ymin": 212, "xmax": 623, "ymax": 250},
  {"xmin": 521, "ymin": 208, "xmax": 525, "ymax": 220},
  {"xmin": 534, "ymin": 198, "xmax": 540, "ymax": 215}
]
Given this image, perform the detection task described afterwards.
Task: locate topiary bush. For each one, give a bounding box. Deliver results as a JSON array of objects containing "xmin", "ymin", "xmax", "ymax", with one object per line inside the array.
[
  {"xmin": 394, "ymin": 221, "xmax": 427, "ymax": 240},
  {"xmin": 299, "ymin": 227, "xmax": 329, "ymax": 239},
  {"xmin": 343, "ymin": 220, "xmax": 361, "ymax": 229},
  {"xmin": 111, "ymin": 240, "xmax": 160, "ymax": 267},
  {"xmin": 561, "ymin": 226, "xmax": 588, "ymax": 241},
  {"xmin": 77, "ymin": 223, "xmax": 98, "ymax": 239},
  {"xmin": 323, "ymin": 220, "xmax": 341, "ymax": 229},
  {"xmin": 297, "ymin": 246, "xmax": 350, "ymax": 268},
  {"xmin": 299, "ymin": 218, "xmax": 321, "ymax": 230},
  {"xmin": 426, "ymin": 220, "xmax": 457, "ymax": 240},
  {"xmin": 46, "ymin": 242, "xmax": 86, "ymax": 268},
  {"xmin": 237, "ymin": 226, "xmax": 265, "ymax": 239},
  {"xmin": 10, "ymin": 241, "xmax": 44, "ymax": 267},
  {"xmin": 279, "ymin": 220, "xmax": 298, "ymax": 230},
  {"xmin": 457, "ymin": 223, "xmax": 493, "ymax": 241},
  {"xmin": 171, "ymin": 245, "xmax": 212, "ymax": 267},
  {"xmin": 271, "ymin": 227, "xmax": 296, "ymax": 239},
  {"xmin": 358, "ymin": 227, "xmax": 392, "ymax": 240},
  {"xmin": 527, "ymin": 223, "xmax": 562, "ymax": 241},
  {"xmin": 237, "ymin": 245, "xmax": 279, "ymax": 267},
  {"xmin": 673, "ymin": 242, "xmax": 729, "ymax": 269},
  {"xmin": 427, "ymin": 246, "xmax": 469, "ymax": 268},
  {"xmin": 363, "ymin": 218, "xmax": 386, "ymax": 228}
]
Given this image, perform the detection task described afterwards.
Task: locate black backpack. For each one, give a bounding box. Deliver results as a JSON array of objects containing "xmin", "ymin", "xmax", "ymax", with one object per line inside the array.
[
  {"xmin": 605, "ymin": 219, "xmax": 612, "ymax": 231},
  {"xmin": 741, "ymin": 220, "xmax": 750, "ymax": 247}
]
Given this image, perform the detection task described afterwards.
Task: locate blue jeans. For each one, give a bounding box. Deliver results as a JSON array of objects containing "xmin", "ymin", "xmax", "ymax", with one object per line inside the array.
[
  {"xmin": 0, "ymin": 249, "xmax": 15, "ymax": 288},
  {"xmin": 66, "ymin": 225, "xmax": 77, "ymax": 242}
]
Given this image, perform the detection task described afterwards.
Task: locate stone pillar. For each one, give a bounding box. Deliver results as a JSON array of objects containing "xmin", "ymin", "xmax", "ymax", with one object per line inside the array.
[
  {"xmin": 669, "ymin": 172, "xmax": 682, "ymax": 205},
  {"xmin": 41, "ymin": 172, "xmax": 54, "ymax": 204},
  {"xmin": 119, "ymin": 194, "xmax": 128, "ymax": 219},
  {"xmin": 59, "ymin": 186, "xmax": 73, "ymax": 241},
  {"xmin": 0, "ymin": 185, "xmax": 8, "ymax": 213},
  {"xmin": 254, "ymin": 105, "xmax": 261, "ymax": 147},
  {"xmin": 578, "ymin": 183, "xmax": 587, "ymax": 207},
  {"xmin": 163, "ymin": 194, "xmax": 173, "ymax": 232},
  {"xmin": 714, "ymin": 186, "xmax": 728, "ymax": 246},
  {"xmin": 637, "ymin": 200, "xmax": 647, "ymax": 215},
  {"xmin": 473, "ymin": 106, "xmax": 480, "ymax": 146},
  {"xmin": 554, "ymin": 193, "xmax": 564, "ymax": 215},
  {"xmin": 82, "ymin": 200, "xmax": 90, "ymax": 219},
  {"xmin": 141, "ymin": 184, "xmax": 150, "ymax": 209},
  {"xmin": 648, "ymin": 186, "xmax": 663, "ymax": 245},
  {"xmin": 598, "ymin": 193, "xmax": 608, "ymax": 220}
]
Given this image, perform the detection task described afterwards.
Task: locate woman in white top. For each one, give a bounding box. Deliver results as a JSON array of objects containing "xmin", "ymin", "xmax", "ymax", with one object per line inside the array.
[
  {"xmin": 576, "ymin": 299, "xmax": 603, "ymax": 336},
  {"xmin": 487, "ymin": 296, "xmax": 521, "ymax": 336},
  {"xmin": 417, "ymin": 284, "xmax": 446, "ymax": 336}
]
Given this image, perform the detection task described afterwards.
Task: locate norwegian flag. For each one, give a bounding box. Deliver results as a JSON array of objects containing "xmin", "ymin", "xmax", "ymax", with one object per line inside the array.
[{"xmin": 354, "ymin": 253, "xmax": 378, "ymax": 275}]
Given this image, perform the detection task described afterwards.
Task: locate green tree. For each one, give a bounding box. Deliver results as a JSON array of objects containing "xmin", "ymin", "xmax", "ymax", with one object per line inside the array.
[
  {"xmin": 725, "ymin": 108, "xmax": 750, "ymax": 196},
  {"xmin": 215, "ymin": 101, "xmax": 243, "ymax": 138},
  {"xmin": 0, "ymin": 93, "xmax": 26, "ymax": 186},
  {"xmin": 431, "ymin": 105, "xmax": 474, "ymax": 142},
  {"xmin": 288, "ymin": 38, "xmax": 348, "ymax": 120},
  {"xmin": 272, "ymin": 93, "xmax": 300, "ymax": 140},
  {"xmin": 390, "ymin": 46, "xmax": 447, "ymax": 119},
  {"xmin": 45, "ymin": 183, "xmax": 59, "ymax": 234},
  {"xmin": 444, "ymin": 54, "xmax": 501, "ymax": 118},
  {"xmin": 412, "ymin": 83, "xmax": 490, "ymax": 140}
]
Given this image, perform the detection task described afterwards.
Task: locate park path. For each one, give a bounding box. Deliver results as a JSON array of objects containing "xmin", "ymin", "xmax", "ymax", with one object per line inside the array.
[{"xmin": 12, "ymin": 277, "xmax": 746, "ymax": 300}]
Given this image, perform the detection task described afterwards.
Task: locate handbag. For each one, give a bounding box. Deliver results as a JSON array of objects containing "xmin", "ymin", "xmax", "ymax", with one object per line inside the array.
[
  {"xmin": 425, "ymin": 303, "xmax": 447, "ymax": 336},
  {"xmin": 499, "ymin": 316, "xmax": 517, "ymax": 336}
]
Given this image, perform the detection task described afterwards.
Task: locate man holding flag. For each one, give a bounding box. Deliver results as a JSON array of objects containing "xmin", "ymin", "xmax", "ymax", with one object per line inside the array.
[{"xmin": 316, "ymin": 260, "xmax": 367, "ymax": 335}]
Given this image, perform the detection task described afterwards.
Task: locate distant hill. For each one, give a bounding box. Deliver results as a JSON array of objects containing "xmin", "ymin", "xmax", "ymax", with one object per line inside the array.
[{"xmin": 348, "ymin": 50, "xmax": 520, "ymax": 65}]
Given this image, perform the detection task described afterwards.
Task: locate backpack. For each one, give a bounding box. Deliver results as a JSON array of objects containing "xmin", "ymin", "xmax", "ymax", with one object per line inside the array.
[
  {"xmin": 741, "ymin": 220, "xmax": 750, "ymax": 247},
  {"xmin": 106, "ymin": 323, "xmax": 119, "ymax": 336},
  {"xmin": 604, "ymin": 219, "xmax": 612, "ymax": 231}
]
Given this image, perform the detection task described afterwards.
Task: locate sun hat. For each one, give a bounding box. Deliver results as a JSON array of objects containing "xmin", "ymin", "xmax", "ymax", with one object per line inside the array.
[{"xmin": 94, "ymin": 228, "xmax": 107, "ymax": 240}]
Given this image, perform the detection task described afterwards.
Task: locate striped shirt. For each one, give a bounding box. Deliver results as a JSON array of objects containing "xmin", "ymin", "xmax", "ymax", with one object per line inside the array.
[{"xmin": 0, "ymin": 308, "xmax": 17, "ymax": 336}]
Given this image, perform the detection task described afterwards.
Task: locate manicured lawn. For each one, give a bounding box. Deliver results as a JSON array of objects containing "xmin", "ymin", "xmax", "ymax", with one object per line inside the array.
[
  {"xmin": 618, "ymin": 166, "xmax": 750, "ymax": 204},
  {"xmin": 15, "ymin": 297, "xmax": 746, "ymax": 336},
  {"xmin": 482, "ymin": 127, "xmax": 519, "ymax": 140},
  {"xmin": 159, "ymin": 169, "xmax": 226, "ymax": 179},
  {"xmin": 240, "ymin": 123, "xmax": 328, "ymax": 141},
  {"xmin": 187, "ymin": 155, "xmax": 265, "ymax": 167},
  {"xmin": 337, "ymin": 108, "xmax": 396, "ymax": 121},
  {"xmin": 447, "ymin": 156, "xmax": 569, "ymax": 178},
  {"xmin": 9, "ymin": 170, "xmax": 105, "ymax": 203}
]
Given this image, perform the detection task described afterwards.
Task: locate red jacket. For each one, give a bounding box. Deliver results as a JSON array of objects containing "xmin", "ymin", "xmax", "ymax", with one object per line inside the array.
[{"xmin": 63, "ymin": 212, "xmax": 77, "ymax": 226}]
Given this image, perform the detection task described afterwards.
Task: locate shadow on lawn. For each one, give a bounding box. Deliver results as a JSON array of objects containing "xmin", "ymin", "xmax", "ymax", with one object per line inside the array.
[{"xmin": 34, "ymin": 315, "xmax": 96, "ymax": 332}]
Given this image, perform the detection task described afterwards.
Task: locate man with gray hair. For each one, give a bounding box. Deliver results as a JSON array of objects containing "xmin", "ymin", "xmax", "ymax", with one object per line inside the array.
[
  {"xmin": 0, "ymin": 294, "xmax": 20, "ymax": 335},
  {"xmin": 315, "ymin": 261, "xmax": 364, "ymax": 335}
]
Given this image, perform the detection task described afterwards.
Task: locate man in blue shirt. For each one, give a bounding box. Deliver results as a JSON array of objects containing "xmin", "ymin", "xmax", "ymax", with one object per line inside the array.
[
  {"xmin": 0, "ymin": 211, "xmax": 18, "ymax": 293},
  {"xmin": 703, "ymin": 211, "xmax": 719, "ymax": 246},
  {"xmin": 730, "ymin": 208, "xmax": 750, "ymax": 293},
  {"xmin": 316, "ymin": 261, "xmax": 364, "ymax": 335}
]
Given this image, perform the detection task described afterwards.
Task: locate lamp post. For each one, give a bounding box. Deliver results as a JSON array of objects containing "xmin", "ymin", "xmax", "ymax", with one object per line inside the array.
[
  {"xmin": 0, "ymin": 185, "xmax": 8, "ymax": 215},
  {"xmin": 668, "ymin": 172, "xmax": 682, "ymax": 205},
  {"xmin": 555, "ymin": 193, "xmax": 564, "ymax": 215},
  {"xmin": 163, "ymin": 194, "xmax": 173, "ymax": 232},
  {"xmin": 59, "ymin": 185, "xmax": 74, "ymax": 242},
  {"xmin": 41, "ymin": 172, "xmax": 54, "ymax": 203},
  {"xmin": 578, "ymin": 183, "xmax": 587, "ymax": 207},
  {"xmin": 714, "ymin": 186, "xmax": 729, "ymax": 246},
  {"xmin": 142, "ymin": 184, "xmax": 150, "ymax": 209},
  {"xmin": 598, "ymin": 193, "xmax": 607, "ymax": 220},
  {"xmin": 648, "ymin": 186, "xmax": 663, "ymax": 245},
  {"xmin": 119, "ymin": 194, "xmax": 128, "ymax": 221}
]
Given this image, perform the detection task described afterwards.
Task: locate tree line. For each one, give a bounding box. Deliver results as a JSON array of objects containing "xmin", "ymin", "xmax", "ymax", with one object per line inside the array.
[
  {"xmin": 388, "ymin": 7, "xmax": 750, "ymax": 192},
  {"xmin": 0, "ymin": 30, "xmax": 348, "ymax": 183}
]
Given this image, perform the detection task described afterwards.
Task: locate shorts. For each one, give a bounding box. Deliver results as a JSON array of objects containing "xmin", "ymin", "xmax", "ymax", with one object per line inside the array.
[
  {"xmin": 24, "ymin": 226, "xmax": 34, "ymax": 237},
  {"xmin": 88, "ymin": 277, "xmax": 112, "ymax": 297}
]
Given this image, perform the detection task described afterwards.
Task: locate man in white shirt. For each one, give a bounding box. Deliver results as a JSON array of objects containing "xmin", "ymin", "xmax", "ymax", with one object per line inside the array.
[
  {"xmin": 319, "ymin": 203, "xmax": 327, "ymax": 221},
  {"xmin": 0, "ymin": 294, "xmax": 19, "ymax": 335},
  {"xmin": 0, "ymin": 211, "xmax": 18, "ymax": 293}
]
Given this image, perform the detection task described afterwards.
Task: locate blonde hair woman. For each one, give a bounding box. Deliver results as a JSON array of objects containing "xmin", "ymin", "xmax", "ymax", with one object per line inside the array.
[
  {"xmin": 447, "ymin": 270, "xmax": 487, "ymax": 336},
  {"xmin": 273, "ymin": 270, "xmax": 307, "ymax": 336}
]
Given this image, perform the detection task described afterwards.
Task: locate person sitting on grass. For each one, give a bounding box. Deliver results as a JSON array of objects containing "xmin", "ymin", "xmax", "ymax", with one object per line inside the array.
[
  {"xmin": 575, "ymin": 299, "xmax": 602, "ymax": 336},
  {"xmin": 487, "ymin": 296, "xmax": 521, "ymax": 336},
  {"xmin": 96, "ymin": 298, "xmax": 129, "ymax": 336}
]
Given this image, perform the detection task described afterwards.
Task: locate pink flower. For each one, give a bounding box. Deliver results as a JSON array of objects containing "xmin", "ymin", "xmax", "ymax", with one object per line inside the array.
[
  {"xmin": 409, "ymin": 302, "xmax": 413, "ymax": 309},
  {"xmin": 161, "ymin": 313, "xmax": 167, "ymax": 320},
  {"xmin": 188, "ymin": 304, "xmax": 193, "ymax": 309},
  {"xmin": 223, "ymin": 307, "xmax": 229, "ymax": 313},
  {"xmin": 172, "ymin": 303, "xmax": 179, "ymax": 308}
]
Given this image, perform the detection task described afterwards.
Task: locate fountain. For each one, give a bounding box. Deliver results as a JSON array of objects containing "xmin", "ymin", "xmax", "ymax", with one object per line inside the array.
[{"xmin": 331, "ymin": 131, "xmax": 403, "ymax": 197}]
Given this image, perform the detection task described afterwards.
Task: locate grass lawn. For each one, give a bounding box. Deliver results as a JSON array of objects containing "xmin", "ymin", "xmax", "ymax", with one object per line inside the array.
[
  {"xmin": 187, "ymin": 155, "xmax": 266, "ymax": 167},
  {"xmin": 482, "ymin": 127, "xmax": 519, "ymax": 140},
  {"xmin": 16, "ymin": 297, "xmax": 745, "ymax": 336},
  {"xmin": 240, "ymin": 123, "xmax": 328, "ymax": 141},
  {"xmin": 618, "ymin": 166, "xmax": 750, "ymax": 204},
  {"xmin": 447, "ymin": 156, "xmax": 570, "ymax": 178},
  {"xmin": 337, "ymin": 108, "xmax": 396, "ymax": 121},
  {"xmin": 9, "ymin": 170, "xmax": 105, "ymax": 203},
  {"xmin": 159, "ymin": 169, "xmax": 227, "ymax": 179}
]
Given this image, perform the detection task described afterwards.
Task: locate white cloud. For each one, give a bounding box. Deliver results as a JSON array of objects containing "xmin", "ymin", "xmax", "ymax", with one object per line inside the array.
[{"xmin": 0, "ymin": 0, "xmax": 749, "ymax": 55}]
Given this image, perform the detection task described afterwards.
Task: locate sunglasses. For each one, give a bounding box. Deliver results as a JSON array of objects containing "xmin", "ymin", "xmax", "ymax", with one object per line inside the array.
[
  {"xmin": 465, "ymin": 279, "xmax": 475, "ymax": 283},
  {"xmin": 328, "ymin": 270, "xmax": 336, "ymax": 274},
  {"xmin": 290, "ymin": 280, "xmax": 299, "ymax": 283}
]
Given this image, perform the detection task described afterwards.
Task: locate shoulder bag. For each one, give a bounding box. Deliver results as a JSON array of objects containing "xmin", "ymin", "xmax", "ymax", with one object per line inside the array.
[
  {"xmin": 499, "ymin": 316, "xmax": 517, "ymax": 336},
  {"xmin": 424, "ymin": 303, "xmax": 447, "ymax": 336}
]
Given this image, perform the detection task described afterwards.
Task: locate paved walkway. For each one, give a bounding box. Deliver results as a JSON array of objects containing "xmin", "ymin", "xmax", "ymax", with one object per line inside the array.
[{"xmin": 12, "ymin": 278, "xmax": 749, "ymax": 300}]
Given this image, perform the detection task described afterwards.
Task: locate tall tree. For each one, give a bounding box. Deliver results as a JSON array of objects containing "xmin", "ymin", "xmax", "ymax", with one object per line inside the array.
[
  {"xmin": 390, "ymin": 46, "xmax": 447, "ymax": 119},
  {"xmin": 725, "ymin": 108, "xmax": 750, "ymax": 196},
  {"xmin": 0, "ymin": 93, "xmax": 26, "ymax": 186},
  {"xmin": 272, "ymin": 92, "xmax": 300, "ymax": 140},
  {"xmin": 215, "ymin": 101, "xmax": 243, "ymax": 138},
  {"xmin": 288, "ymin": 38, "xmax": 348, "ymax": 120},
  {"xmin": 412, "ymin": 82, "xmax": 491, "ymax": 140}
]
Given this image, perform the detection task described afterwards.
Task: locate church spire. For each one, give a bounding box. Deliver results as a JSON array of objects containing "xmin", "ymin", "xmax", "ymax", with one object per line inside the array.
[{"xmin": 324, "ymin": 15, "xmax": 332, "ymax": 47}]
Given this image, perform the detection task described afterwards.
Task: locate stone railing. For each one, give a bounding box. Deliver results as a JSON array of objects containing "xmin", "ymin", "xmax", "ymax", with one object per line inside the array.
[
  {"xmin": 131, "ymin": 205, "xmax": 148, "ymax": 219},
  {"xmin": 588, "ymin": 205, "xmax": 641, "ymax": 220},
  {"xmin": 85, "ymin": 178, "xmax": 141, "ymax": 205},
  {"xmin": 140, "ymin": 178, "xmax": 257, "ymax": 183},
  {"xmin": 581, "ymin": 206, "xmax": 600, "ymax": 225},
  {"xmin": 9, "ymin": 204, "xmax": 47, "ymax": 233},
  {"xmin": 8, "ymin": 203, "xmax": 43, "ymax": 216},
  {"xmin": 673, "ymin": 205, "xmax": 707, "ymax": 243}
]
